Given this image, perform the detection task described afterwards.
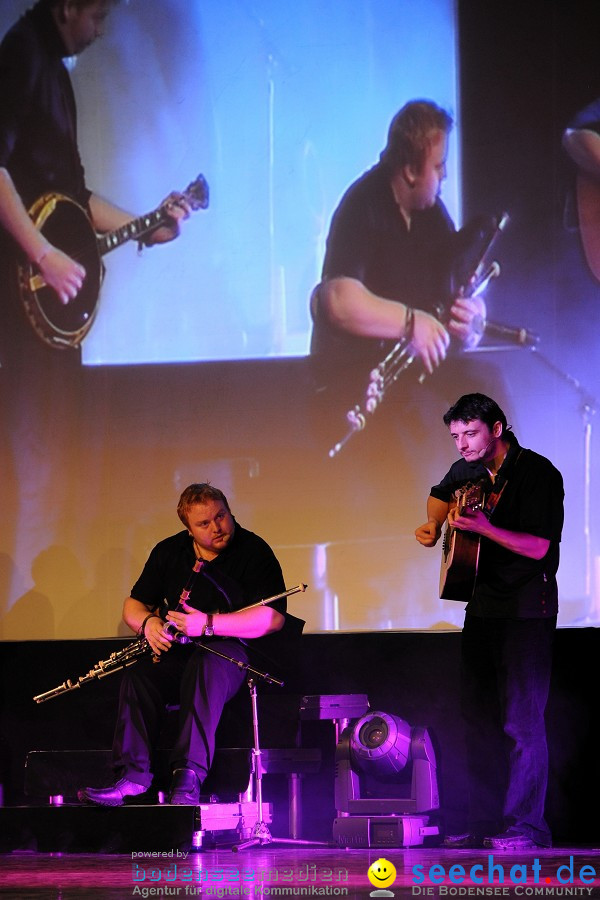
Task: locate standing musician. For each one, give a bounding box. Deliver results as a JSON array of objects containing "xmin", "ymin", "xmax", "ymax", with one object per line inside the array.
[
  {"xmin": 309, "ymin": 100, "xmax": 486, "ymax": 398},
  {"xmin": 79, "ymin": 483, "xmax": 287, "ymax": 806},
  {"xmin": 0, "ymin": 0, "xmax": 189, "ymax": 370},
  {"xmin": 415, "ymin": 393, "xmax": 564, "ymax": 850}
]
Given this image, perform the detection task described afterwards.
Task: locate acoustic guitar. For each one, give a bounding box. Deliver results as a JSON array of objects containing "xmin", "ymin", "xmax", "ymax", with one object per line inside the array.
[
  {"xmin": 439, "ymin": 480, "xmax": 485, "ymax": 601},
  {"xmin": 16, "ymin": 174, "xmax": 209, "ymax": 349},
  {"xmin": 576, "ymin": 172, "xmax": 600, "ymax": 283}
]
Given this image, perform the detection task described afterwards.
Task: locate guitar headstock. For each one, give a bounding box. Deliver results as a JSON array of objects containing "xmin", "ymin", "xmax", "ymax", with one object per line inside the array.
[
  {"xmin": 456, "ymin": 480, "xmax": 485, "ymax": 512},
  {"xmin": 182, "ymin": 174, "xmax": 209, "ymax": 211}
]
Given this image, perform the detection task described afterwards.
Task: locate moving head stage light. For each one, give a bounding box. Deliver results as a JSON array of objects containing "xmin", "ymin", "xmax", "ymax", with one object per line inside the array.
[{"xmin": 333, "ymin": 710, "xmax": 440, "ymax": 848}]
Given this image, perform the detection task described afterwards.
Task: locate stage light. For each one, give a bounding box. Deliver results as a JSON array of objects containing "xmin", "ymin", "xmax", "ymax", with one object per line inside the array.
[
  {"xmin": 333, "ymin": 710, "xmax": 440, "ymax": 848},
  {"xmin": 349, "ymin": 711, "xmax": 412, "ymax": 777}
]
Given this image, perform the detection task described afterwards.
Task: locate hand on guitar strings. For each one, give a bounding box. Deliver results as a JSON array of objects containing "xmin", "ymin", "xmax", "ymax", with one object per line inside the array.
[
  {"xmin": 37, "ymin": 244, "xmax": 86, "ymax": 305},
  {"xmin": 145, "ymin": 190, "xmax": 192, "ymax": 245},
  {"xmin": 448, "ymin": 505, "xmax": 490, "ymax": 536}
]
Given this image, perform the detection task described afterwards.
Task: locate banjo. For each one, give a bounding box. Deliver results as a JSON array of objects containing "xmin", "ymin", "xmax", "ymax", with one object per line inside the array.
[{"xmin": 16, "ymin": 173, "xmax": 209, "ymax": 350}]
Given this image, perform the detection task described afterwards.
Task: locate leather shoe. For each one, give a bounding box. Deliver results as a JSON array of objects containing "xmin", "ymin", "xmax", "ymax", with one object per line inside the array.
[
  {"xmin": 78, "ymin": 777, "xmax": 150, "ymax": 807},
  {"xmin": 483, "ymin": 828, "xmax": 540, "ymax": 850},
  {"xmin": 168, "ymin": 767, "xmax": 200, "ymax": 805},
  {"xmin": 442, "ymin": 832, "xmax": 484, "ymax": 849}
]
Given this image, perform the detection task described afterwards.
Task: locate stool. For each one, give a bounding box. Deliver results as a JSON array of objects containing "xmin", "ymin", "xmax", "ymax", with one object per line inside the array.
[{"xmin": 260, "ymin": 748, "xmax": 321, "ymax": 840}]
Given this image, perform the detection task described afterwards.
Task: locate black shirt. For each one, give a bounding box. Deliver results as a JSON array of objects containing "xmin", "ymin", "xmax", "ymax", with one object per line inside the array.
[
  {"xmin": 310, "ymin": 163, "xmax": 455, "ymax": 375},
  {"xmin": 0, "ymin": 2, "xmax": 90, "ymax": 370},
  {"xmin": 430, "ymin": 435, "xmax": 564, "ymax": 618},
  {"xmin": 0, "ymin": 2, "xmax": 88, "ymax": 209},
  {"xmin": 131, "ymin": 522, "xmax": 287, "ymax": 623}
]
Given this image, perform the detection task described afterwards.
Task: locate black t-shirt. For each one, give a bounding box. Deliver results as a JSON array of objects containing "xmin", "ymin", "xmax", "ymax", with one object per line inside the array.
[
  {"xmin": 0, "ymin": 2, "xmax": 89, "ymax": 370},
  {"xmin": 0, "ymin": 2, "xmax": 88, "ymax": 209},
  {"xmin": 131, "ymin": 522, "xmax": 286, "ymax": 620},
  {"xmin": 310, "ymin": 163, "xmax": 455, "ymax": 380},
  {"xmin": 431, "ymin": 435, "xmax": 564, "ymax": 618},
  {"xmin": 130, "ymin": 521, "xmax": 292, "ymax": 671}
]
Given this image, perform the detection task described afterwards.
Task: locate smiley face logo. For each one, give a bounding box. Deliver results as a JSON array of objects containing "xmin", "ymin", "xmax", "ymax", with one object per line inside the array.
[{"xmin": 367, "ymin": 858, "xmax": 397, "ymax": 890}]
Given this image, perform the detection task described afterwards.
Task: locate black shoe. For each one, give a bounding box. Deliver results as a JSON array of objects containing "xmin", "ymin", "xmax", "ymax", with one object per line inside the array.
[
  {"xmin": 483, "ymin": 828, "xmax": 541, "ymax": 850},
  {"xmin": 442, "ymin": 832, "xmax": 484, "ymax": 849},
  {"xmin": 78, "ymin": 777, "xmax": 150, "ymax": 807},
  {"xmin": 168, "ymin": 767, "xmax": 200, "ymax": 805}
]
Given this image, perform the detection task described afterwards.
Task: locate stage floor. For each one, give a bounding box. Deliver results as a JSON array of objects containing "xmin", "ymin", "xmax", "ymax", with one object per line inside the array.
[{"xmin": 2, "ymin": 846, "xmax": 600, "ymax": 899}]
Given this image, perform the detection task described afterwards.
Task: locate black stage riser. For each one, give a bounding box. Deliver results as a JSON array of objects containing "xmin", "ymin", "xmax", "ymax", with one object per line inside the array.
[
  {"xmin": 2, "ymin": 631, "xmax": 600, "ymax": 844},
  {"xmin": 0, "ymin": 804, "xmax": 198, "ymax": 853}
]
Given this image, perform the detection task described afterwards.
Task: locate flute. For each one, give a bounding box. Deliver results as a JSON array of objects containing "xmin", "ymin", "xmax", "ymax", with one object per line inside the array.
[{"xmin": 33, "ymin": 583, "xmax": 307, "ymax": 703}]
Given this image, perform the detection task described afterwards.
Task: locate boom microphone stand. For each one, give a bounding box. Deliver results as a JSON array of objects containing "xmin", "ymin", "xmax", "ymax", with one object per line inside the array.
[
  {"xmin": 528, "ymin": 346, "xmax": 598, "ymax": 617},
  {"xmin": 181, "ymin": 607, "xmax": 329, "ymax": 850},
  {"xmin": 230, "ymin": 675, "xmax": 330, "ymax": 851}
]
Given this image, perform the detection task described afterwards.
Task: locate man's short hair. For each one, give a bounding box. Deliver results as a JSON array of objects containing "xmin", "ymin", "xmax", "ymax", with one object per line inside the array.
[
  {"xmin": 177, "ymin": 483, "xmax": 231, "ymax": 527},
  {"xmin": 443, "ymin": 393, "xmax": 509, "ymax": 434},
  {"xmin": 380, "ymin": 100, "xmax": 453, "ymax": 175}
]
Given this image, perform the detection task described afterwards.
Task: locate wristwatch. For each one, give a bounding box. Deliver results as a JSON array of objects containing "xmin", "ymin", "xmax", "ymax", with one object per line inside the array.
[{"xmin": 203, "ymin": 613, "xmax": 214, "ymax": 637}]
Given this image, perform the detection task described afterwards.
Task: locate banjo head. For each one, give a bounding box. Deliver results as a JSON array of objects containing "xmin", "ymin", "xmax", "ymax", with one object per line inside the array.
[{"xmin": 19, "ymin": 193, "xmax": 103, "ymax": 349}]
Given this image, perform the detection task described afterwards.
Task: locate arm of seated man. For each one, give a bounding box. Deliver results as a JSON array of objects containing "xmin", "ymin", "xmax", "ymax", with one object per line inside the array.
[
  {"xmin": 166, "ymin": 601, "xmax": 285, "ymax": 640},
  {"xmin": 122, "ymin": 596, "xmax": 172, "ymax": 656},
  {"xmin": 317, "ymin": 276, "xmax": 449, "ymax": 375},
  {"xmin": 315, "ymin": 277, "xmax": 486, "ymax": 373}
]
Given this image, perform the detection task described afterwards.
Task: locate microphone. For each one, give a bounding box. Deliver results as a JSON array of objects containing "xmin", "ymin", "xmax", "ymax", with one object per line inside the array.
[
  {"xmin": 472, "ymin": 310, "xmax": 539, "ymax": 348},
  {"xmin": 469, "ymin": 262, "xmax": 540, "ymax": 348},
  {"xmin": 478, "ymin": 437, "xmax": 495, "ymax": 459},
  {"xmin": 483, "ymin": 319, "xmax": 540, "ymax": 348}
]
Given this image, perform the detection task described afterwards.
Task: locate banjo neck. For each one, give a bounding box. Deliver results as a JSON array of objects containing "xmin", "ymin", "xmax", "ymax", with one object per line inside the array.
[
  {"xmin": 96, "ymin": 205, "xmax": 171, "ymax": 256},
  {"xmin": 95, "ymin": 172, "xmax": 209, "ymax": 256}
]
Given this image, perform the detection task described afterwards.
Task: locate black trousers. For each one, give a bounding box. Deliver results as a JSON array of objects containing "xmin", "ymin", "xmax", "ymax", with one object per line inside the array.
[
  {"xmin": 112, "ymin": 640, "xmax": 248, "ymax": 788},
  {"xmin": 461, "ymin": 614, "xmax": 556, "ymax": 845}
]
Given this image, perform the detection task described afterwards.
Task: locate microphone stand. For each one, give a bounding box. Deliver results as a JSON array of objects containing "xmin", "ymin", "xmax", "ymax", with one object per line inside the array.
[
  {"xmin": 230, "ymin": 676, "xmax": 330, "ymax": 852},
  {"xmin": 186, "ymin": 610, "xmax": 330, "ymax": 850},
  {"xmin": 186, "ymin": 638, "xmax": 283, "ymax": 687},
  {"xmin": 467, "ymin": 338, "xmax": 598, "ymax": 618},
  {"xmin": 527, "ymin": 346, "xmax": 598, "ymax": 617}
]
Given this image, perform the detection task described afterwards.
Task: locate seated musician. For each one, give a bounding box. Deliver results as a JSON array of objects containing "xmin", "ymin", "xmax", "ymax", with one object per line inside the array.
[
  {"xmin": 79, "ymin": 483, "xmax": 286, "ymax": 806},
  {"xmin": 309, "ymin": 100, "xmax": 486, "ymax": 405}
]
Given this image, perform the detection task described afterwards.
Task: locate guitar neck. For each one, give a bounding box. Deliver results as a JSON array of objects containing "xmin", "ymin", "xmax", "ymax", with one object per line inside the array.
[{"xmin": 96, "ymin": 206, "xmax": 169, "ymax": 256}]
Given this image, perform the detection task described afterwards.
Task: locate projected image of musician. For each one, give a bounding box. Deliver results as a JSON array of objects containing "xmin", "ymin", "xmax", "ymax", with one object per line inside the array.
[
  {"xmin": 309, "ymin": 101, "xmax": 500, "ymax": 454},
  {"xmin": 311, "ymin": 101, "xmax": 484, "ymax": 373},
  {"xmin": 0, "ymin": 0, "xmax": 191, "ymax": 372},
  {"xmin": 415, "ymin": 393, "xmax": 564, "ymax": 851},
  {"xmin": 79, "ymin": 482, "xmax": 287, "ymax": 806}
]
